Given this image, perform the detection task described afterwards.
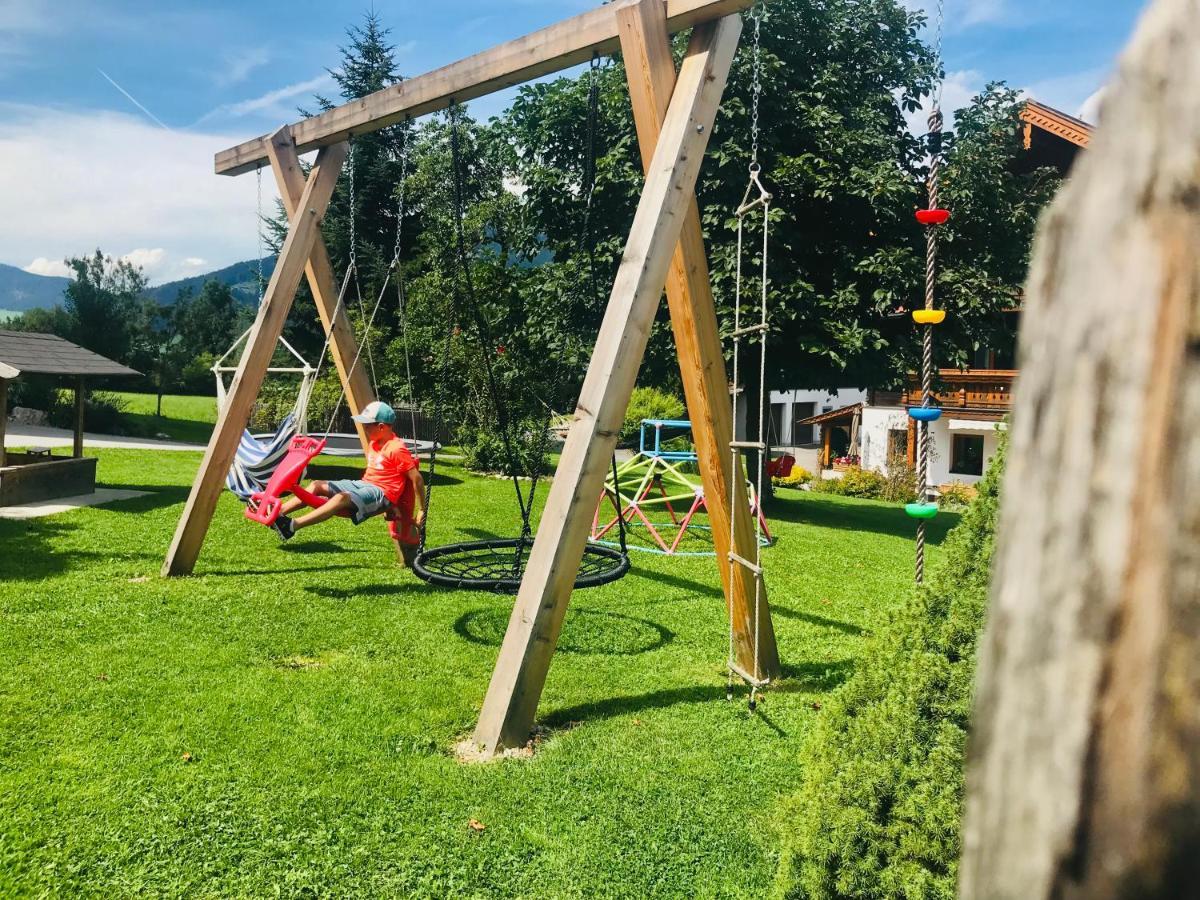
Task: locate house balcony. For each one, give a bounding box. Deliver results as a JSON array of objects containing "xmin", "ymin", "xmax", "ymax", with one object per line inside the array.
[{"xmin": 869, "ymin": 368, "xmax": 1017, "ymax": 421}]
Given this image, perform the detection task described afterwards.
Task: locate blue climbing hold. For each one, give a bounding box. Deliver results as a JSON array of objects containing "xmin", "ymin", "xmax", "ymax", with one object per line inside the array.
[{"xmin": 907, "ymin": 406, "xmax": 942, "ymax": 422}]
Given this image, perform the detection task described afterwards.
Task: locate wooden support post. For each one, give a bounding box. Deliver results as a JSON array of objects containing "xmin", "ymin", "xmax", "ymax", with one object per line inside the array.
[
  {"xmin": 471, "ymin": 16, "xmax": 742, "ymax": 757},
  {"xmin": 265, "ymin": 127, "xmax": 374, "ymax": 451},
  {"xmin": 73, "ymin": 377, "xmax": 85, "ymax": 459},
  {"xmin": 0, "ymin": 377, "xmax": 7, "ymax": 468},
  {"xmin": 618, "ymin": 0, "xmax": 778, "ymax": 679},
  {"xmin": 161, "ymin": 142, "xmax": 348, "ymax": 577}
]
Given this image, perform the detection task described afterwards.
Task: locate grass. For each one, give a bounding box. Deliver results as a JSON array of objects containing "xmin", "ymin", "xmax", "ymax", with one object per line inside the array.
[
  {"xmin": 0, "ymin": 448, "xmax": 958, "ymax": 897},
  {"xmin": 108, "ymin": 392, "xmax": 218, "ymax": 444}
]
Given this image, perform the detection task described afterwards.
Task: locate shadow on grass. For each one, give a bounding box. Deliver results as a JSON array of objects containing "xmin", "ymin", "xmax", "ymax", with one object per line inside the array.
[
  {"xmin": 306, "ymin": 462, "xmax": 462, "ymax": 488},
  {"xmin": 306, "ymin": 579, "xmax": 429, "ymax": 600},
  {"xmin": 277, "ymin": 541, "xmax": 366, "ymax": 555},
  {"xmin": 206, "ymin": 563, "xmax": 369, "ymax": 577},
  {"xmin": 767, "ymin": 492, "xmax": 960, "ymax": 544},
  {"xmin": 97, "ymin": 483, "xmax": 191, "ymax": 513},
  {"xmin": 774, "ymin": 658, "xmax": 856, "ymax": 693},
  {"xmin": 629, "ymin": 566, "xmax": 722, "ymax": 600},
  {"xmin": 542, "ymin": 683, "xmax": 727, "ymax": 728},
  {"xmin": 454, "ymin": 607, "xmax": 674, "ymax": 656},
  {"xmin": 770, "ymin": 604, "xmax": 866, "ymax": 636}
]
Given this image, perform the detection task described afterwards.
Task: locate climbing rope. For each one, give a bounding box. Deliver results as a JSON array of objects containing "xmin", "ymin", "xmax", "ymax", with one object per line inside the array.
[
  {"xmin": 727, "ymin": 1, "xmax": 772, "ymax": 711},
  {"xmin": 909, "ymin": 0, "xmax": 950, "ymax": 583}
]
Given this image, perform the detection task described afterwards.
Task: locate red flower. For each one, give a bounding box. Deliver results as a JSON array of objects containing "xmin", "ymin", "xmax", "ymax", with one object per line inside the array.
[{"xmin": 496, "ymin": 344, "xmax": 506, "ymax": 355}]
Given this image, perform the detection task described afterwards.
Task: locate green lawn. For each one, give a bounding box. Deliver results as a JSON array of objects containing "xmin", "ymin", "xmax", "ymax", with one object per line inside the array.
[
  {"xmin": 0, "ymin": 449, "xmax": 958, "ymax": 897},
  {"xmin": 109, "ymin": 392, "xmax": 218, "ymax": 444}
]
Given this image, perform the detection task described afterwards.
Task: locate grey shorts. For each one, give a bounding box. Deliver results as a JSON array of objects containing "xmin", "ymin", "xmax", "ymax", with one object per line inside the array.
[{"xmin": 327, "ymin": 479, "xmax": 390, "ymax": 524}]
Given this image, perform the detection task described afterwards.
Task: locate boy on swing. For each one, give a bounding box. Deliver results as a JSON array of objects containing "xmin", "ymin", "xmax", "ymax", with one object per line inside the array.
[{"xmin": 272, "ymin": 401, "xmax": 426, "ymax": 567}]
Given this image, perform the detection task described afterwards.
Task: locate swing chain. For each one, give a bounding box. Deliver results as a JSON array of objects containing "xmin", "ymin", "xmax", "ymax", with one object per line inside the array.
[
  {"xmin": 748, "ymin": 1, "xmax": 763, "ymax": 172},
  {"xmin": 256, "ymin": 163, "xmax": 265, "ymax": 301},
  {"xmin": 348, "ymin": 140, "xmax": 358, "ymax": 267}
]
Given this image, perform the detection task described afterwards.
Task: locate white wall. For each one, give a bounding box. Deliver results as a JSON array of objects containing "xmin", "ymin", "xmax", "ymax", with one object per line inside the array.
[
  {"xmin": 769, "ymin": 387, "xmax": 867, "ymax": 447},
  {"xmin": 861, "ymin": 402, "xmax": 1005, "ymax": 486}
]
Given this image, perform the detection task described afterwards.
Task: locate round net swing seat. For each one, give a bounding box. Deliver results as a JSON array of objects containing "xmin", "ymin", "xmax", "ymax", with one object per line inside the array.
[{"xmin": 412, "ymin": 538, "xmax": 629, "ymax": 594}]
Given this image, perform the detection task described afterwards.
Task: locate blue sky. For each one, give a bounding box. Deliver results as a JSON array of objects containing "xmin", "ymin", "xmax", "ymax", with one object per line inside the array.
[{"xmin": 1, "ymin": 0, "xmax": 1147, "ymax": 284}]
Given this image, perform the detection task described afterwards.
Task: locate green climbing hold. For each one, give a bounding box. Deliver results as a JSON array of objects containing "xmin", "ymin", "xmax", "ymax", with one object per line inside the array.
[{"xmin": 904, "ymin": 502, "xmax": 939, "ymax": 519}]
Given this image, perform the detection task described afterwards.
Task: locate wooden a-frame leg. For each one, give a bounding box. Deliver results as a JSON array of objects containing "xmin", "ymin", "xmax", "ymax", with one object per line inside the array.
[
  {"xmin": 619, "ymin": 0, "xmax": 779, "ymax": 680},
  {"xmin": 266, "ymin": 127, "xmax": 375, "ymax": 453},
  {"xmin": 470, "ymin": 16, "xmax": 743, "ymax": 758},
  {"xmin": 161, "ymin": 139, "xmax": 348, "ymax": 577}
]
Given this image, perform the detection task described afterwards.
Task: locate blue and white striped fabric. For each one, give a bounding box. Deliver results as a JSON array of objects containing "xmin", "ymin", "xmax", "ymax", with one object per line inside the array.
[{"xmin": 226, "ymin": 412, "xmax": 303, "ymax": 501}]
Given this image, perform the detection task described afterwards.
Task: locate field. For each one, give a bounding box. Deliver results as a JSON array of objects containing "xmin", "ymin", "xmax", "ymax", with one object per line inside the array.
[
  {"xmin": 109, "ymin": 391, "xmax": 218, "ymax": 444},
  {"xmin": 0, "ymin": 448, "xmax": 957, "ymax": 897}
]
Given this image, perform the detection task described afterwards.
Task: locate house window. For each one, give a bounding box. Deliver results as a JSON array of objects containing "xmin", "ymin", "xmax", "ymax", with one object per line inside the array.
[
  {"xmin": 887, "ymin": 429, "xmax": 908, "ymax": 465},
  {"xmin": 770, "ymin": 403, "xmax": 786, "ymax": 444},
  {"xmin": 951, "ymin": 434, "xmax": 985, "ymax": 476},
  {"xmin": 792, "ymin": 402, "xmax": 815, "ymax": 444}
]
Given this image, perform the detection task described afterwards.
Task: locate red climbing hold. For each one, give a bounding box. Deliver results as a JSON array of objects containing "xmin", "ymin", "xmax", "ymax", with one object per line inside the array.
[{"xmin": 915, "ymin": 209, "xmax": 951, "ymax": 226}]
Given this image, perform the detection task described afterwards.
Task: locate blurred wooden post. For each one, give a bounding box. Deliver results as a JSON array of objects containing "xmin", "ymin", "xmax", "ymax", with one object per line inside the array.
[
  {"xmin": 960, "ymin": 1, "xmax": 1200, "ymax": 896},
  {"xmin": 0, "ymin": 377, "xmax": 8, "ymax": 468}
]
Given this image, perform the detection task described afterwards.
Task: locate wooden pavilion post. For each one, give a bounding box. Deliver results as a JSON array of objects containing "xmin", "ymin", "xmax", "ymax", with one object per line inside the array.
[
  {"xmin": 161, "ymin": 142, "xmax": 347, "ymax": 577},
  {"xmin": 73, "ymin": 377, "xmax": 85, "ymax": 459},
  {"xmin": 0, "ymin": 377, "xmax": 7, "ymax": 468},
  {"xmin": 617, "ymin": 0, "xmax": 778, "ymax": 680},
  {"xmin": 265, "ymin": 126, "xmax": 375, "ymax": 451},
  {"xmin": 471, "ymin": 15, "xmax": 743, "ymax": 757}
]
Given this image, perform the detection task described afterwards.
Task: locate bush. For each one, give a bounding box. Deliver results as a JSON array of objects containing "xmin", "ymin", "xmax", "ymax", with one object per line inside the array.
[
  {"xmin": 776, "ymin": 436, "xmax": 1006, "ymax": 900},
  {"xmin": 880, "ymin": 456, "xmax": 918, "ymax": 504},
  {"xmin": 773, "ymin": 467, "xmax": 812, "ymax": 489},
  {"xmin": 460, "ymin": 418, "xmax": 551, "ymax": 477},
  {"xmin": 48, "ymin": 389, "xmax": 128, "ymax": 435},
  {"xmin": 937, "ymin": 481, "xmax": 977, "ymax": 510},
  {"xmin": 810, "ymin": 465, "xmax": 886, "ymax": 499},
  {"xmin": 620, "ymin": 386, "xmax": 685, "ymax": 446}
]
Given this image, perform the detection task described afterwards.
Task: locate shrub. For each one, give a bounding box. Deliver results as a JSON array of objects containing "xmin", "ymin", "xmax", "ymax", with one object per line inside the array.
[
  {"xmin": 880, "ymin": 455, "xmax": 918, "ymax": 503},
  {"xmin": 937, "ymin": 481, "xmax": 977, "ymax": 510},
  {"xmin": 460, "ymin": 418, "xmax": 551, "ymax": 477},
  {"xmin": 48, "ymin": 389, "xmax": 128, "ymax": 435},
  {"xmin": 775, "ymin": 435, "xmax": 1006, "ymax": 900},
  {"xmin": 620, "ymin": 386, "xmax": 685, "ymax": 446},
  {"xmin": 810, "ymin": 465, "xmax": 886, "ymax": 499},
  {"xmin": 774, "ymin": 467, "xmax": 813, "ymax": 489}
]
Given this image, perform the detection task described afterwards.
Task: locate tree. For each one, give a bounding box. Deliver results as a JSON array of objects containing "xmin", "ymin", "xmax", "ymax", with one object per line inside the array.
[{"xmin": 61, "ymin": 250, "xmax": 148, "ymax": 364}]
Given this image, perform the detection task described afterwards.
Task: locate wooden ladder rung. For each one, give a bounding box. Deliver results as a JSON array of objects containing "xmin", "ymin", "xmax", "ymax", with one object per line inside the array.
[
  {"xmin": 731, "ymin": 322, "xmax": 768, "ymax": 338},
  {"xmin": 728, "ymin": 661, "xmax": 770, "ymax": 687},
  {"xmin": 729, "ymin": 440, "xmax": 766, "ymax": 451},
  {"xmin": 727, "ymin": 550, "xmax": 762, "ymax": 575}
]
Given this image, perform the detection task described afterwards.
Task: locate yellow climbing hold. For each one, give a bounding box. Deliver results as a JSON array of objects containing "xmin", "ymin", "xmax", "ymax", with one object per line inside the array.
[{"xmin": 912, "ymin": 309, "xmax": 946, "ymax": 325}]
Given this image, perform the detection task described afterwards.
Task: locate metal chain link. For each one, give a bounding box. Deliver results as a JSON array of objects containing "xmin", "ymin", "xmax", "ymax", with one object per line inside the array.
[
  {"xmin": 347, "ymin": 140, "xmax": 358, "ymax": 266},
  {"xmin": 748, "ymin": 2, "xmax": 763, "ymax": 170},
  {"xmin": 256, "ymin": 164, "xmax": 265, "ymax": 301}
]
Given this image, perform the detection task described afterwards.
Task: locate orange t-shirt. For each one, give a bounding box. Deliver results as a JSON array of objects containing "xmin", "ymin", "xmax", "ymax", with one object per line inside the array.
[{"xmin": 362, "ymin": 436, "xmax": 417, "ymax": 504}]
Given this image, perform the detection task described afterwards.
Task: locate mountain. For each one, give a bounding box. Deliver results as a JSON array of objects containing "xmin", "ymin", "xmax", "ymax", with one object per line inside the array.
[
  {"xmin": 0, "ymin": 263, "xmax": 71, "ymax": 312},
  {"xmin": 146, "ymin": 257, "xmax": 276, "ymax": 306},
  {"xmin": 0, "ymin": 257, "xmax": 276, "ymax": 316}
]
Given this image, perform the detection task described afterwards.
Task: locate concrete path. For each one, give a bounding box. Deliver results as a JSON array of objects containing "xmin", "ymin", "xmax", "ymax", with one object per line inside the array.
[
  {"xmin": 0, "ymin": 488, "xmax": 151, "ymax": 520},
  {"xmin": 4, "ymin": 423, "xmax": 203, "ymax": 452}
]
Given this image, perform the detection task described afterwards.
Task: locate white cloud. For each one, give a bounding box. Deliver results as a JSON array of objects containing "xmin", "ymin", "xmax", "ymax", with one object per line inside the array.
[
  {"xmin": 183, "ymin": 257, "xmax": 206, "ymax": 268},
  {"xmin": 0, "ymin": 103, "xmax": 279, "ymax": 286},
  {"xmin": 901, "ymin": 68, "xmax": 984, "ymax": 135},
  {"xmin": 195, "ymin": 73, "xmax": 334, "ymax": 126},
  {"xmin": 213, "ymin": 45, "xmax": 272, "ymax": 88},
  {"xmin": 1023, "ymin": 67, "xmax": 1110, "ymax": 123},
  {"xmin": 900, "ymin": 0, "xmax": 1012, "ymax": 34},
  {"xmin": 24, "ymin": 257, "xmax": 72, "ymax": 278},
  {"xmin": 120, "ymin": 247, "xmax": 166, "ymax": 275}
]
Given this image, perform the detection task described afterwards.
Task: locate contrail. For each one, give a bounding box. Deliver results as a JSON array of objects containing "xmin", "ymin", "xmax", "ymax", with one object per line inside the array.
[{"xmin": 97, "ymin": 68, "xmax": 172, "ymax": 131}]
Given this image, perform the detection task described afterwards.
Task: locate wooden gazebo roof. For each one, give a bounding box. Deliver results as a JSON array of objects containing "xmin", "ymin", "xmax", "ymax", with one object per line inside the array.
[
  {"xmin": 796, "ymin": 402, "xmax": 862, "ymax": 427},
  {"xmin": 0, "ymin": 330, "xmax": 140, "ymax": 378}
]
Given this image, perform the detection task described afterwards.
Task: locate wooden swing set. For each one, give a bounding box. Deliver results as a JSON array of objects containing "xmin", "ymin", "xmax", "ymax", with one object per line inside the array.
[{"xmin": 161, "ymin": 0, "xmax": 780, "ymax": 759}]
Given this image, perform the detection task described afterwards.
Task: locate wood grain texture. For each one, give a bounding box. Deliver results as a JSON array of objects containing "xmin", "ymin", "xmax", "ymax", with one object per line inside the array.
[
  {"xmin": 618, "ymin": 0, "xmax": 778, "ymax": 679},
  {"xmin": 266, "ymin": 128, "xmax": 374, "ymax": 453},
  {"xmin": 471, "ymin": 16, "xmax": 742, "ymax": 757},
  {"xmin": 959, "ymin": 1, "xmax": 1200, "ymax": 896},
  {"xmin": 161, "ymin": 140, "xmax": 348, "ymax": 577},
  {"xmin": 214, "ymin": 0, "xmax": 752, "ymax": 176}
]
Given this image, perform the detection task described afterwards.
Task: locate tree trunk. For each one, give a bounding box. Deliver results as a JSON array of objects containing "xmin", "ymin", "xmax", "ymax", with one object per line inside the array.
[
  {"xmin": 959, "ymin": 1, "xmax": 1200, "ymax": 897},
  {"xmin": 156, "ymin": 389, "xmax": 163, "ymax": 418}
]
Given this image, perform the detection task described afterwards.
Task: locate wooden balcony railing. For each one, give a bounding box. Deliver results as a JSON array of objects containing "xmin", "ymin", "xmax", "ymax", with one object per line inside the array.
[{"xmin": 870, "ymin": 369, "xmax": 1017, "ymax": 418}]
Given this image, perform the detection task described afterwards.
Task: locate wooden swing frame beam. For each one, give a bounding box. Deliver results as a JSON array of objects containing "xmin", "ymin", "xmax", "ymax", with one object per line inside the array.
[{"xmin": 162, "ymin": 0, "xmax": 779, "ymax": 759}]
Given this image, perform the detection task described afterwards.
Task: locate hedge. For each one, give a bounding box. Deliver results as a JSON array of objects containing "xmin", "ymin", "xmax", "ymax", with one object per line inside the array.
[{"xmin": 775, "ymin": 435, "xmax": 1005, "ymax": 899}]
